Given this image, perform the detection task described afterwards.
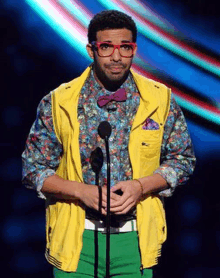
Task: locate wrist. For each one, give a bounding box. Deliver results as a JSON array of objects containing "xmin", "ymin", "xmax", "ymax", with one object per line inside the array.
[
  {"xmin": 73, "ymin": 182, "xmax": 85, "ymax": 200},
  {"xmin": 138, "ymin": 174, "xmax": 168, "ymax": 195},
  {"xmin": 134, "ymin": 179, "xmax": 144, "ymax": 196}
]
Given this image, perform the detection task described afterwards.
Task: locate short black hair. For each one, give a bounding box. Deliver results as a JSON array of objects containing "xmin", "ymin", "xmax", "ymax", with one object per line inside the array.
[{"xmin": 88, "ymin": 10, "xmax": 137, "ymax": 43}]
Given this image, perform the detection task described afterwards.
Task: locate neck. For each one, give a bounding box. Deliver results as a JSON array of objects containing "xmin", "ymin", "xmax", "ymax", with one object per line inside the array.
[{"xmin": 93, "ymin": 69, "xmax": 129, "ymax": 92}]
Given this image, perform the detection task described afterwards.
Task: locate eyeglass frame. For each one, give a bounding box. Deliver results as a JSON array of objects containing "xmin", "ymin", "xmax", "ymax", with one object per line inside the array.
[{"xmin": 91, "ymin": 41, "xmax": 137, "ymax": 58}]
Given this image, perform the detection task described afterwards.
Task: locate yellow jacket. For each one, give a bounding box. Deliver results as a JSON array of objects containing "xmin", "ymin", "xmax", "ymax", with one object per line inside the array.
[{"xmin": 45, "ymin": 66, "xmax": 171, "ymax": 271}]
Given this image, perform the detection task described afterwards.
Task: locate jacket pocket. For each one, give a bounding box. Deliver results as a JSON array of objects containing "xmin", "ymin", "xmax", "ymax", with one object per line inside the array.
[{"xmin": 140, "ymin": 130, "xmax": 161, "ymax": 159}]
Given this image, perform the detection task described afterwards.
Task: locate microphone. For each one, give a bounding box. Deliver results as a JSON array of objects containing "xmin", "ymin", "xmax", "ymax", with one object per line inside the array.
[
  {"xmin": 90, "ymin": 147, "xmax": 103, "ymax": 175},
  {"xmin": 98, "ymin": 121, "xmax": 112, "ymax": 140}
]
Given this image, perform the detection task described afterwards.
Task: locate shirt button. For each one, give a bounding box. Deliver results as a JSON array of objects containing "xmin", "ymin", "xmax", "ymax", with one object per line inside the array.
[
  {"xmin": 110, "ymin": 163, "xmax": 114, "ymax": 167},
  {"xmin": 109, "ymin": 138, "xmax": 113, "ymax": 142}
]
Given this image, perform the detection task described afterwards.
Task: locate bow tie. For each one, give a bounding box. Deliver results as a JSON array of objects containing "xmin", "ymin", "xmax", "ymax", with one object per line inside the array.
[{"xmin": 97, "ymin": 88, "xmax": 127, "ymax": 107}]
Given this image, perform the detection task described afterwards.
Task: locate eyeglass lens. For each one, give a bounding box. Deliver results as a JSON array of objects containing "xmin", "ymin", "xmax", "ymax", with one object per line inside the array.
[{"xmin": 98, "ymin": 43, "xmax": 134, "ymax": 57}]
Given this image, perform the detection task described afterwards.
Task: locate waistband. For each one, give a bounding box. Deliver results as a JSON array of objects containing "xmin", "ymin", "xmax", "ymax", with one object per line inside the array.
[
  {"xmin": 85, "ymin": 218, "xmax": 137, "ymax": 234},
  {"xmin": 86, "ymin": 208, "xmax": 136, "ymax": 223}
]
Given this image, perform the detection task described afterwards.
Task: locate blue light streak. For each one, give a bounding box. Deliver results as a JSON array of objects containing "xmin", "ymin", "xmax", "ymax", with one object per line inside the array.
[
  {"xmin": 25, "ymin": 0, "xmax": 90, "ymax": 60},
  {"xmin": 97, "ymin": 0, "xmax": 220, "ymax": 77},
  {"xmin": 58, "ymin": 0, "xmax": 90, "ymax": 27}
]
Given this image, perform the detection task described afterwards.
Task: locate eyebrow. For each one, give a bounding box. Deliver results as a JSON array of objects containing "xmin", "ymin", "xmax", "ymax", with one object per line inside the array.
[{"xmin": 101, "ymin": 40, "xmax": 132, "ymax": 43}]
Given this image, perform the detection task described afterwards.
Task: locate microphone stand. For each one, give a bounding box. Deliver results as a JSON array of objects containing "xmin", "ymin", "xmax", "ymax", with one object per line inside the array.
[
  {"xmin": 98, "ymin": 121, "xmax": 112, "ymax": 278},
  {"xmin": 104, "ymin": 136, "xmax": 110, "ymax": 278},
  {"xmin": 90, "ymin": 147, "xmax": 103, "ymax": 278}
]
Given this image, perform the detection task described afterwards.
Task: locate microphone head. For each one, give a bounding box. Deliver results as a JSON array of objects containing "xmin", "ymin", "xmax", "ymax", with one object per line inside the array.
[
  {"xmin": 90, "ymin": 147, "xmax": 103, "ymax": 173},
  {"xmin": 98, "ymin": 121, "xmax": 112, "ymax": 139}
]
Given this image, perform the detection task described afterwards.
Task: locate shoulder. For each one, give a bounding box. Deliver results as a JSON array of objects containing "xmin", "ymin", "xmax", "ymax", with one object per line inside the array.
[
  {"xmin": 52, "ymin": 77, "xmax": 80, "ymax": 98},
  {"xmin": 52, "ymin": 66, "xmax": 92, "ymax": 103},
  {"xmin": 37, "ymin": 92, "xmax": 52, "ymax": 113},
  {"xmin": 169, "ymin": 94, "xmax": 185, "ymax": 118},
  {"xmin": 130, "ymin": 70, "xmax": 171, "ymax": 112},
  {"xmin": 130, "ymin": 69, "xmax": 169, "ymax": 92}
]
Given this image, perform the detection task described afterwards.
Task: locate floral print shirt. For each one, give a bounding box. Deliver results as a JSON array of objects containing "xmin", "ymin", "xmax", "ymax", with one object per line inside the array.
[
  {"xmin": 22, "ymin": 70, "xmax": 196, "ymax": 199},
  {"xmin": 78, "ymin": 71, "xmax": 140, "ymax": 189}
]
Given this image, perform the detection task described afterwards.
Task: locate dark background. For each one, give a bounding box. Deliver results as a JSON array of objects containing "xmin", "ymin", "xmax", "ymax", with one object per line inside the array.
[{"xmin": 1, "ymin": 0, "xmax": 220, "ymax": 277}]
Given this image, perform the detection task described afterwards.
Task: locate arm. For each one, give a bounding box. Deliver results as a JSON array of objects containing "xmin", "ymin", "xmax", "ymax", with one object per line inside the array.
[
  {"xmin": 22, "ymin": 92, "xmax": 62, "ymax": 199},
  {"xmin": 41, "ymin": 174, "xmax": 113, "ymax": 214},
  {"xmin": 154, "ymin": 95, "xmax": 196, "ymax": 197},
  {"xmin": 109, "ymin": 95, "xmax": 196, "ymax": 214}
]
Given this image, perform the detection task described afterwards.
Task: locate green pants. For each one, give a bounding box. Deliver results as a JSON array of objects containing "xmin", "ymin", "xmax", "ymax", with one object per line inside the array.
[{"xmin": 53, "ymin": 230, "xmax": 153, "ymax": 278}]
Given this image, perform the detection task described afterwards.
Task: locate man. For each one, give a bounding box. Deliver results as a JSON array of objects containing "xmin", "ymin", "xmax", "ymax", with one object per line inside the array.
[{"xmin": 22, "ymin": 10, "xmax": 196, "ymax": 278}]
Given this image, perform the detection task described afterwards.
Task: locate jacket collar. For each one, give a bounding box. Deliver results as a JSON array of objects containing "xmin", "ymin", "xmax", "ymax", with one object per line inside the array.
[
  {"xmin": 130, "ymin": 69, "xmax": 158, "ymax": 131},
  {"xmin": 58, "ymin": 65, "xmax": 92, "ymax": 111}
]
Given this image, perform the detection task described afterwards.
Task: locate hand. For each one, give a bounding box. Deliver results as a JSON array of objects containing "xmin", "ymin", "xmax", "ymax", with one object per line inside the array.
[
  {"xmin": 77, "ymin": 184, "xmax": 120, "ymax": 215},
  {"xmin": 109, "ymin": 180, "xmax": 142, "ymax": 214}
]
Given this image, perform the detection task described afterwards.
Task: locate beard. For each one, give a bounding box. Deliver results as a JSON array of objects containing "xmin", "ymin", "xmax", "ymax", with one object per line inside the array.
[{"xmin": 94, "ymin": 61, "xmax": 131, "ymax": 91}]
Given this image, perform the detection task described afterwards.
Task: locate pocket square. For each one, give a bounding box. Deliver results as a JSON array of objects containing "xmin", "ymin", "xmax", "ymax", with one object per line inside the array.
[{"xmin": 142, "ymin": 118, "xmax": 159, "ymax": 130}]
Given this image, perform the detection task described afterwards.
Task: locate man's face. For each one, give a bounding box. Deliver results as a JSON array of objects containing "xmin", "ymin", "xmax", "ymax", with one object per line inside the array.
[{"xmin": 87, "ymin": 28, "xmax": 137, "ymax": 90}]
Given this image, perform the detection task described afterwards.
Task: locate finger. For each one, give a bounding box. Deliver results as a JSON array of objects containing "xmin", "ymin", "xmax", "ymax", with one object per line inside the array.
[
  {"xmin": 97, "ymin": 207, "xmax": 107, "ymax": 215},
  {"xmin": 101, "ymin": 208, "xmax": 107, "ymax": 215},
  {"xmin": 110, "ymin": 192, "xmax": 121, "ymax": 201},
  {"xmin": 101, "ymin": 190, "xmax": 107, "ymax": 201},
  {"xmin": 110, "ymin": 184, "xmax": 122, "ymax": 192},
  {"xmin": 101, "ymin": 189, "xmax": 122, "ymax": 208},
  {"xmin": 102, "ymin": 186, "xmax": 121, "ymax": 198},
  {"xmin": 112, "ymin": 202, "xmax": 136, "ymax": 215},
  {"xmin": 113, "ymin": 206, "xmax": 134, "ymax": 214},
  {"xmin": 102, "ymin": 194, "xmax": 121, "ymax": 208},
  {"xmin": 93, "ymin": 202, "xmax": 107, "ymax": 215},
  {"xmin": 110, "ymin": 193, "xmax": 130, "ymax": 208},
  {"xmin": 110, "ymin": 197, "xmax": 133, "ymax": 213},
  {"xmin": 101, "ymin": 199, "xmax": 107, "ymax": 208}
]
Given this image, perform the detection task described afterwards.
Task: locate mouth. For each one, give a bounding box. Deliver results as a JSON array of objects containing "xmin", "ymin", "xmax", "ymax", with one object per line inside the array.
[
  {"xmin": 105, "ymin": 64, "xmax": 125, "ymax": 73},
  {"xmin": 109, "ymin": 67, "xmax": 123, "ymax": 73}
]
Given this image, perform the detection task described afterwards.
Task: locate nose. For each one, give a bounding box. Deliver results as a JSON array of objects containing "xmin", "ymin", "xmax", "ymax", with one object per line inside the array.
[{"xmin": 111, "ymin": 47, "xmax": 121, "ymax": 61}]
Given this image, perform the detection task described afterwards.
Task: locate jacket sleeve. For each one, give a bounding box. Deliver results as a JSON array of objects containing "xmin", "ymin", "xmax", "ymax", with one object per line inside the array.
[
  {"xmin": 22, "ymin": 92, "xmax": 63, "ymax": 199},
  {"xmin": 154, "ymin": 94, "xmax": 196, "ymax": 197}
]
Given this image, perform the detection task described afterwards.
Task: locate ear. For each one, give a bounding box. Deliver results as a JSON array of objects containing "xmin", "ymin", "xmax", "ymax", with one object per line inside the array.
[
  {"xmin": 86, "ymin": 44, "xmax": 94, "ymax": 60},
  {"xmin": 133, "ymin": 44, "xmax": 137, "ymax": 57}
]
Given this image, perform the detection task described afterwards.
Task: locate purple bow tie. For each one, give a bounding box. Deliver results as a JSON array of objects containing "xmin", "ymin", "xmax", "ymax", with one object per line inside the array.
[{"xmin": 97, "ymin": 88, "xmax": 127, "ymax": 107}]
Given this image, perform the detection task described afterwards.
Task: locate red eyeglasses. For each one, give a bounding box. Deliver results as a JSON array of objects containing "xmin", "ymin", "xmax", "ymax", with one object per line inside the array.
[{"xmin": 91, "ymin": 41, "xmax": 136, "ymax": 57}]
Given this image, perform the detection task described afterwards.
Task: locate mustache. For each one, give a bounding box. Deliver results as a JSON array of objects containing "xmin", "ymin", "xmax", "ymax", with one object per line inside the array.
[{"xmin": 104, "ymin": 63, "xmax": 127, "ymax": 69}]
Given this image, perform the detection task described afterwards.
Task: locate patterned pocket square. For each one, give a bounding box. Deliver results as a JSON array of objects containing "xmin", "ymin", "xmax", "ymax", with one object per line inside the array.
[{"xmin": 142, "ymin": 118, "xmax": 159, "ymax": 130}]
